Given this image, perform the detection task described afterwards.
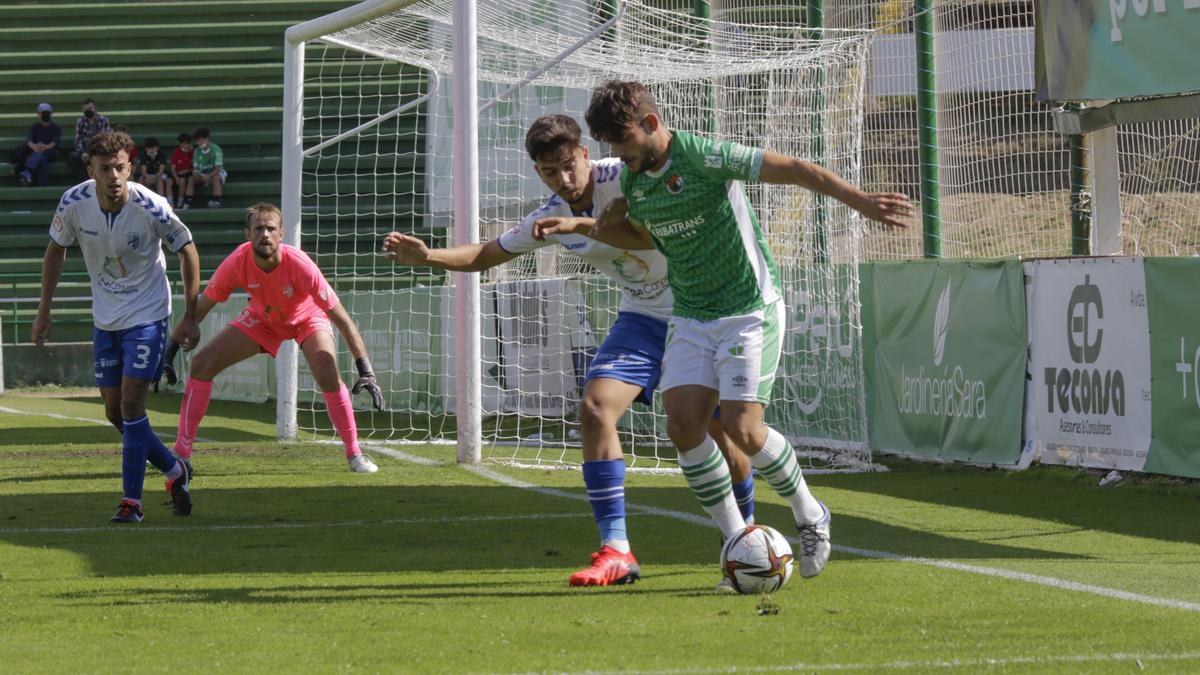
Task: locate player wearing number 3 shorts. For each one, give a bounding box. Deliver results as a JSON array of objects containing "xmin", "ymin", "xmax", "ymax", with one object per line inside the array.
[{"xmin": 33, "ymin": 130, "xmax": 200, "ymax": 523}]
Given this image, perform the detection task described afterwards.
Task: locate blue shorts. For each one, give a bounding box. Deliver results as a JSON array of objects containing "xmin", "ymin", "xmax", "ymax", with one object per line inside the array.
[
  {"xmin": 584, "ymin": 311, "xmax": 667, "ymax": 406},
  {"xmin": 93, "ymin": 318, "xmax": 169, "ymax": 387}
]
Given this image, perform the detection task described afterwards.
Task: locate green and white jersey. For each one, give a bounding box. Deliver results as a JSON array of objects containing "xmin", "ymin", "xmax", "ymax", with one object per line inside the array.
[{"xmin": 622, "ymin": 130, "xmax": 781, "ymax": 321}]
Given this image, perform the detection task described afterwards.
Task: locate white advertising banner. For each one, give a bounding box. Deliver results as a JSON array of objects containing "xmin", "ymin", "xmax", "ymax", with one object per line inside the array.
[{"xmin": 1024, "ymin": 258, "xmax": 1152, "ymax": 471}]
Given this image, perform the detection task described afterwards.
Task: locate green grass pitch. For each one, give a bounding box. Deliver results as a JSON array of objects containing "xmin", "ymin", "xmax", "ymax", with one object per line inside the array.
[{"xmin": 1, "ymin": 388, "xmax": 1200, "ymax": 672}]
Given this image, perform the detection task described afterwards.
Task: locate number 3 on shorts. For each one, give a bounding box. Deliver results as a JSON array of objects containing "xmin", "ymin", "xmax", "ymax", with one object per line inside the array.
[{"xmin": 133, "ymin": 344, "xmax": 152, "ymax": 370}]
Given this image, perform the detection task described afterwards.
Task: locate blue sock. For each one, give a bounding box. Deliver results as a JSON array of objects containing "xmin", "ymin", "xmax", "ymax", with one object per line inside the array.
[
  {"xmin": 125, "ymin": 416, "xmax": 179, "ymax": 475},
  {"xmin": 121, "ymin": 417, "xmax": 152, "ymax": 502},
  {"xmin": 582, "ymin": 459, "xmax": 628, "ymax": 549},
  {"xmin": 733, "ymin": 475, "xmax": 756, "ymax": 524}
]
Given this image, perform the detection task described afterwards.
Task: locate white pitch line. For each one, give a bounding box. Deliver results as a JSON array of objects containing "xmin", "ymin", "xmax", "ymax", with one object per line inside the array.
[
  {"xmin": 0, "ymin": 404, "xmax": 215, "ymax": 443},
  {"xmin": 368, "ymin": 444, "xmax": 1200, "ymax": 615},
  {"xmin": 571, "ymin": 650, "xmax": 1200, "ymax": 674},
  {"xmin": 0, "ymin": 511, "xmax": 587, "ymax": 536}
]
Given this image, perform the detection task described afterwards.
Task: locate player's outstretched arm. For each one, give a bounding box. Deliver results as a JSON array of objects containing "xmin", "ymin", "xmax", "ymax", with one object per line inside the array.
[
  {"xmin": 535, "ymin": 198, "xmax": 655, "ymax": 251},
  {"xmin": 382, "ymin": 232, "xmax": 517, "ymax": 272},
  {"xmin": 32, "ymin": 241, "xmax": 68, "ymax": 347},
  {"xmin": 175, "ymin": 242, "xmax": 202, "ymax": 350},
  {"xmin": 326, "ymin": 303, "xmax": 385, "ymax": 411},
  {"xmin": 758, "ymin": 151, "xmax": 913, "ymax": 229}
]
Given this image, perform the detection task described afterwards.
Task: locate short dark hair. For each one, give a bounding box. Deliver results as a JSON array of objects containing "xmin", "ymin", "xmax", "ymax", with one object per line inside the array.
[
  {"xmin": 144, "ymin": 137, "xmax": 159, "ymax": 148},
  {"xmin": 245, "ymin": 202, "xmax": 282, "ymax": 229},
  {"xmin": 177, "ymin": 132, "xmax": 192, "ymax": 144},
  {"xmin": 524, "ymin": 114, "xmax": 582, "ymax": 161},
  {"xmin": 87, "ymin": 130, "xmax": 134, "ymax": 158},
  {"xmin": 585, "ymin": 80, "xmax": 659, "ymax": 144},
  {"xmin": 82, "ymin": 97, "xmax": 96, "ymax": 106},
  {"xmin": 192, "ymin": 127, "xmax": 210, "ymax": 140}
]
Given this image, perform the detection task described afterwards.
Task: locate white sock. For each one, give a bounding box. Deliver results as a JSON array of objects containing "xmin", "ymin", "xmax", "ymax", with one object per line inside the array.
[
  {"xmin": 602, "ymin": 539, "xmax": 631, "ymax": 554},
  {"xmin": 751, "ymin": 427, "xmax": 823, "ymax": 523},
  {"xmin": 678, "ymin": 435, "xmax": 746, "ymax": 539}
]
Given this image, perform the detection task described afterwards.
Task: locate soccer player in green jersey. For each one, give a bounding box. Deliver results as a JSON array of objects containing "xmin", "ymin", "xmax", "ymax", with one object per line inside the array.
[{"xmin": 544, "ymin": 80, "xmax": 911, "ymax": 582}]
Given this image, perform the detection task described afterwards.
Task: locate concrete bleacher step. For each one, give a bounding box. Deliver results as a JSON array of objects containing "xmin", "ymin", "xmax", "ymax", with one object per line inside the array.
[
  {"xmin": 0, "ymin": 46, "xmax": 281, "ymax": 69},
  {"xmin": 0, "ymin": 21, "xmax": 299, "ymax": 50},
  {"xmin": 0, "ymin": 106, "xmax": 283, "ymax": 129},
  {"xmin": 0, "ymin": 0, "xmax": 351, "ymax": 25},
  {"xmin": 0, "ymin": 59, "xmax": 399, "ymax": 88}
]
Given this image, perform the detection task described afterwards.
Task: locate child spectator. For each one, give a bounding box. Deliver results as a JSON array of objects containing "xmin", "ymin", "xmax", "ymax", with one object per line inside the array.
[
  {"xmin": 169, "ymin": 132, "xmax": 193, "ymax": 209},
  {"xmin": 135, "ymin": 137, "xmax": 169, "ymax": 195},
  {"xmin": 189, "ymin": 127, "xmax": 225, "ymax": 208}
]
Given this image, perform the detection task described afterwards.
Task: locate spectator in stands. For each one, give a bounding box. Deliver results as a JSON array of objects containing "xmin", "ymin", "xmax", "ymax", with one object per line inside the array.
[
  {"xmin": 136, "ymin": 137, "xmax": 169, "ymax": 195},
  {"xmin": 11, "ymin": 102, "xmax": 61, "ymax": 187},
  {"xmin": 168, "ymin": 132, "xmax": 193, "ymax": 209},
  {"xmin": 189, "ymin": 127, "xmax": 225, "ymax": 208},
  {"xmin": 67, "ymin": 98, "xmax": 111, "ymax": 182}
]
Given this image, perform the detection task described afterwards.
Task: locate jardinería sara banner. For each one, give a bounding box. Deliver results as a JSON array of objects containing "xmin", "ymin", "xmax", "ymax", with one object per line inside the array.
[
  {"xmin": 862, "ymin": 260, "xmax": 1025, "ymax": 464},
  {"xmin": 1144, "ymin": 258, "xmax": 1200, "ymax": 478},
  {"xmin": 1035, "ymin": 0, "xmax": 1200, "ymax": 102},
  {"xmin": 1024, "ymin": 258, "xmax": 1152, "ymax": 471}
]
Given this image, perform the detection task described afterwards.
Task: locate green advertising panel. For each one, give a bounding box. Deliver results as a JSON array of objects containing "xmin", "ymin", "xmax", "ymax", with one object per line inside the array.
[
  {"xmin": 1036, "ymin": 0, "xmax": 1200, "ymax": 101},
  {"xmin": 864, "ymin": 260, "xmax": 1026, "ymax": 464},
  {"xmin": 1144, "ymin": 257, "xmax": 1200, "ymax": 478}
]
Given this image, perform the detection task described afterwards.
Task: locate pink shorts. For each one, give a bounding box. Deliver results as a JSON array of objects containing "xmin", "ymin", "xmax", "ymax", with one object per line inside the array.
[{"xmin": 230, "ymin": 308, "xmax": 332, "ymax": 358}]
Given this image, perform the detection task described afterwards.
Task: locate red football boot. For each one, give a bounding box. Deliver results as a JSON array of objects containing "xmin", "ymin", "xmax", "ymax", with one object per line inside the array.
[{"xmin": 568, "ymin": 545, "xmax": 641, "ymax": 587}]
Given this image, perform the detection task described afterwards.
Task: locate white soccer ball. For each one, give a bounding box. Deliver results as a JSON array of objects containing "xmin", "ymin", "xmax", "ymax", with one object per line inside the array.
[{"xmin": 719, "ymin": 524, "xmax": 794, "ymax": 594}]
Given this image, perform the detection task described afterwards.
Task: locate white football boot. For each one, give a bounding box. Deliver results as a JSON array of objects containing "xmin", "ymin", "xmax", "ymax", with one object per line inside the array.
[
  {"xmin": 796, "ymin": 500, "xmax": 831, "ymax": 578},
  {"xmin": 348, "ymin": 454, "xmax": 379, "ymax": 473}
]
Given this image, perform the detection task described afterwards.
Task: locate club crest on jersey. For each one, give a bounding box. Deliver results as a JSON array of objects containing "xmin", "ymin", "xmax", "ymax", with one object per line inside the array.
[
  {"xmin": 666, "ymin": 175, "xmax": 684, "ymax": 194},
  {"xmin": 51, "ymin": 212, "xmax": 64, "ymax": 232},
  {"xmin": 127, "ymin": 232, "xmax": 140, "ymax": 250},
  {"xmin": 283, "ymin": 284, "xmax": 294, "ymax": 298}
]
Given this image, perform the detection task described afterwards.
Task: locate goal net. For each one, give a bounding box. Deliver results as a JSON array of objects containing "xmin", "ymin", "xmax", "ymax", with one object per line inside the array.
[{"xmin": 285, "ymin": 0, "xmax": 876, "ymax": 470}]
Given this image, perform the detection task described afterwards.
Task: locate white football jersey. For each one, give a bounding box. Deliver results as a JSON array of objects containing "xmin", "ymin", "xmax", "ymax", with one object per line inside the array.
[
  {"xmin": 498, "ymin": 157, "xmax": 673, "ymax": 322},
  {"xmin": 49, "ymin": 180, "xmax": 193, "ymax": 331}
]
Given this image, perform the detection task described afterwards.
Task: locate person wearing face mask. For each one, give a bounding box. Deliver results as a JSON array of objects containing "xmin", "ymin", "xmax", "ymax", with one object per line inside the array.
[
  {"xmin": 67, "ymin": 97, "xmax": 111, "ymax": 182},
  {"xmin": 11, "ymin": 102, "xmax": 61, "ymax": 187}
]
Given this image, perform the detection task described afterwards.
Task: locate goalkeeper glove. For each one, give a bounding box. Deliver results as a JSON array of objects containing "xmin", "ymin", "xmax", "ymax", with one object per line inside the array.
[
  {"xmin": 351, "ymin": 356, "xmax": 385, "ymax": 411},
  {"xmin": 156, "ymin": 341, "xmax": 181, "ymax": 392}
]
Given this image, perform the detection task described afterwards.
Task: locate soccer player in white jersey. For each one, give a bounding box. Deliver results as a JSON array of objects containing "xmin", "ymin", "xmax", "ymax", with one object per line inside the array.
[
  {"xmin": 33, "ymin": 130, "xmax": 201, "ymax": 523},
  {"xmin": 543, "ymin": 81, "xmax": 911, "ymax": 583},
  {"xmin": 383, "ymin": 114, "xmax": 755, "ymax": 587},
  {"xmin": 169, "ymin": 203, "xmax": 386, "ymax": 474}
]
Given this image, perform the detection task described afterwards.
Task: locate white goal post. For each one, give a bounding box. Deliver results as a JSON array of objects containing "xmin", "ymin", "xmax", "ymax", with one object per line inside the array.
[{"xmin": 280, "ymin": 0, "xmax": 876, "ymax": 471}]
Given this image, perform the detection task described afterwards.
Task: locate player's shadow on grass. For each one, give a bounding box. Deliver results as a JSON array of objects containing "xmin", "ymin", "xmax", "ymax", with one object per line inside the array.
[
  {"xmin": 816, "ymin": 463, "xmax": 1200, "ymax": 548},
  {"xmin": 0, "ymin": 484, "xmax": 1093, "ymax": 584},
  {"xmin": 0, "ymin": 426, "xmax": 124, "ymax": 448},
  {"xmin": 53, "ymin": 580, "xmax": 699, "ymax": 608}
]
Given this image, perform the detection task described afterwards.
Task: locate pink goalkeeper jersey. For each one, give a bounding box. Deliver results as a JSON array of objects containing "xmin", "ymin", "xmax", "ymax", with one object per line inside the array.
[{"xmin": 204, "ymin": 242, "xmax": 338, "ymax": 328}]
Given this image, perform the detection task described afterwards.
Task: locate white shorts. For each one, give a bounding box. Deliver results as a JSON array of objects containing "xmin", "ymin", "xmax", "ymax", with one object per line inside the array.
[{"xmin": 660, "ymin": 300, "xmax": 785, "ymax": 403}]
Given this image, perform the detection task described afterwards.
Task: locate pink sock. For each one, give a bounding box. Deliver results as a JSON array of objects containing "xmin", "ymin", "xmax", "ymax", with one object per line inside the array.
[
  {"xmin": 323, "ymin": 385, "xmax": 362, "ymax": 458},
  {"xmin": 175, "ymin": 377, "xmax": 213, "ymax": 459}
]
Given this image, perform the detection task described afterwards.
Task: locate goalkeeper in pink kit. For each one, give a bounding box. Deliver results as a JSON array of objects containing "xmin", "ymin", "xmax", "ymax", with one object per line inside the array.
[{"xmin": 170, "ymin": 202, "xmax": 385, "ymax": 473}]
